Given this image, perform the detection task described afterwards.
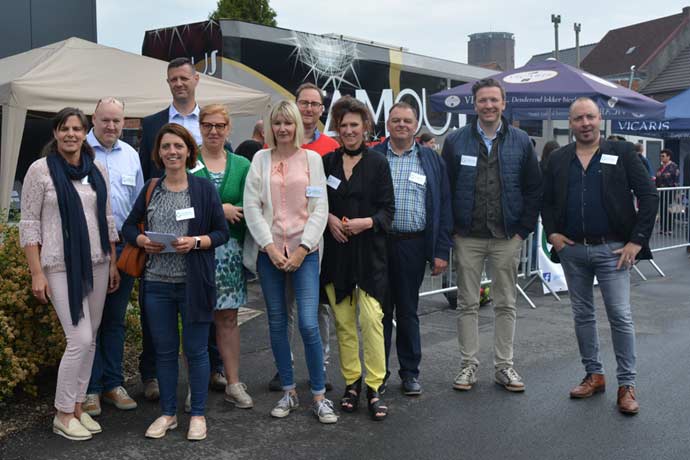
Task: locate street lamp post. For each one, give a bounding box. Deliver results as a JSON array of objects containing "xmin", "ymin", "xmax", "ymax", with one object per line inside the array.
[
  {"xmin": 574, "ymin": 22, "xmax": 581, "ymax": 67},
  {"xmin": 551, "ymin": 14, "xmax": 561, "ymax": 60}
]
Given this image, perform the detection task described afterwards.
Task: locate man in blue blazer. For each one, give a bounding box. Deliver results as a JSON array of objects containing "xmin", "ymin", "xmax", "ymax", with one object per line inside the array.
[{"xmin": 373, "ymin": 102, "xmax": 453, "ymax": 396}]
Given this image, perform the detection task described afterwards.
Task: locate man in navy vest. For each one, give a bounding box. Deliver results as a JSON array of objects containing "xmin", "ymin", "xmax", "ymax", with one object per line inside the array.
[
  {"xmin": 441, "ymin": 78, "xmax": 542, "ymax": 393},
  {"xmin": 372, "ymin": 102, "xmax": 452, "ymax": 395}
]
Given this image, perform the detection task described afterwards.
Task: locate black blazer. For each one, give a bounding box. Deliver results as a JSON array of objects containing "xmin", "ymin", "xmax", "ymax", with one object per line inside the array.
[
  {"xmin": 542, "ymin": 140, "xmax": 658, "ymax": 261},
  {"xmin": 139, "ymin": 108, "xmax": 169, "ymax": 181},
  {"xmin": 122, "ymin": 174, "xmax": 229, "ymax": 323}
]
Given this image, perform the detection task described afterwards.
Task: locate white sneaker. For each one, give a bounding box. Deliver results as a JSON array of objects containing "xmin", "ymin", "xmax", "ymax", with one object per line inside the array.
[
  {"xmin": 82, "ymin": 393, "xmax": 101, "ymax": 416},
  {"xmin": 312, "ymin": 398, "xmax": 338, "ymax": 424},
  {"xmin": 453, "ymin": 365, "xmax": 478, "ymax": 391},
  {"xmin": 225, "ymin": 382, "xmax": 253, "ymax": 409},
  {"xmin": 270, "ymin": 392, "xmax": 298, "ymax": 418},
  {"xmin": 495, "ymin": 367, "xmax": 525, "ymax": 392}
]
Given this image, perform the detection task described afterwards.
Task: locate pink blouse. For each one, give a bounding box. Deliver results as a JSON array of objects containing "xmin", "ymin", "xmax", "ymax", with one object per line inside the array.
[{"xmin": 270, "ymin": 150, "xmax": 310, "ymax": 256}]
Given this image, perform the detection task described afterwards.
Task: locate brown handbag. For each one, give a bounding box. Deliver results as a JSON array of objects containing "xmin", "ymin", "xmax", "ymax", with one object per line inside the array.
[{"xmin": 116, "ymin": 178, "xmax": 158, "ymax": 277}]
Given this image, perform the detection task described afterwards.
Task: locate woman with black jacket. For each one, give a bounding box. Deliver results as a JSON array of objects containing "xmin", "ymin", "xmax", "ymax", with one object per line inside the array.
[{"xmin": 321, "ymin": 96, "xmax": 395, "ymax": 421}]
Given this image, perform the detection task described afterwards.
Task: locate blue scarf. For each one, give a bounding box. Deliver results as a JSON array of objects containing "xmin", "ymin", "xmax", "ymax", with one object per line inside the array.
[{"xmin": 46, "ymin": 152, "xmax": 110, "ymax": 326}]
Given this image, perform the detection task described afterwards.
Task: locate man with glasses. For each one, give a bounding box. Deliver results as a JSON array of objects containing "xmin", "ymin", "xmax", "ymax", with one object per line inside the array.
[
  {"xmin": 296, "ymin": 82, "xmax": 339, "ymax": 156},
  {"xmin": 266, "ymin": 83, "xmax": 339, "ymax": 392},
  {"xmin": 83, "ymin": 97, "xmax": 143, "ymax": 416},
  {"xmin": 137, "ymin": 57, "xmax": 227, "ymax": 401}
]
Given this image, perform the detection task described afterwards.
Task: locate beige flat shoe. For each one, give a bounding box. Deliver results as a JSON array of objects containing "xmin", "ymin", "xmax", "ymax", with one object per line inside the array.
[
  {"xmin": 79, "ymin": 413, "xmax": 102, "ymax": 434},
  {"xmin": 145, "ymin": 416, "xmax": 177, "ymax": 439},
  {"xmin": 187, "ymin": 417, "xmax": 207, "ymax": 441},
  {"xmin": 53, "ymin": 416, "xmax": 92, "ymax": 441}
]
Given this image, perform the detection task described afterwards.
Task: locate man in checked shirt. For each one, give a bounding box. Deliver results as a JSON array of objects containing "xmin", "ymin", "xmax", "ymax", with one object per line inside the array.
[{"xmin": 372, "ymin": 102, "xmax": 452, "ymax": 396}]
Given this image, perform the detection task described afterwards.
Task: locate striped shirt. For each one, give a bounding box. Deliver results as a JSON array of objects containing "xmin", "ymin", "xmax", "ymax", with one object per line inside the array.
[{"xmin": 385, "ymin": 143, "xmax": 426, "ymax": 232}]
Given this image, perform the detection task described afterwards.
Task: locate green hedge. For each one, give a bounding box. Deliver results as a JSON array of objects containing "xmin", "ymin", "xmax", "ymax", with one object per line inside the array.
[{"xmin": 0, "ymin": 223, "xmax": 142, "ymax": 402}]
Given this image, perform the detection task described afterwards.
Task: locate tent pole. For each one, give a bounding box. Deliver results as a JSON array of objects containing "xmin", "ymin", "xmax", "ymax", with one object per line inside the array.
[{"xmin": 0, "ymin": 105, "xmax": 28, "ymax": 221}]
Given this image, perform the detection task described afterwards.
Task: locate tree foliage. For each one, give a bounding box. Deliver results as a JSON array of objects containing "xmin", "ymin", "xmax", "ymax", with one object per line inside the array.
[{"xmin": 209, "ymin": 0, "xmax": 277, "ymax": 27}]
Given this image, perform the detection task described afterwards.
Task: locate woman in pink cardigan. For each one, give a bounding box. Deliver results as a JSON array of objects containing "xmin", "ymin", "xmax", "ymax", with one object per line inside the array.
[{"xmin": 243, "ymin": 100, "xmax": 336, "ymax": 424}]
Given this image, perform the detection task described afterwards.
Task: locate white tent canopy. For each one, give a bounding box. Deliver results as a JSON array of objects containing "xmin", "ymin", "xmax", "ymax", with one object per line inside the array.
[{"xmin": 0, "ymin": 37, "xmax": 271, "ymax": 216}]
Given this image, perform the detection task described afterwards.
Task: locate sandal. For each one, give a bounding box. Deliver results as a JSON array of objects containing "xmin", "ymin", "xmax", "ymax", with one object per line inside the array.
[
  {"xmin": 367, "ymin": 386, "xmax": 388, "ymax": 421},
  {"xmin": 340, "ymin": 377, "xmax": 361, "ymax": 413}
]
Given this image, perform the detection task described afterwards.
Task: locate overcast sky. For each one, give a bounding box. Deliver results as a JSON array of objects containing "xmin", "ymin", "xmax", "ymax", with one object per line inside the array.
[{"xmin": 98, "ymin": 0, "xmax": 690, "ymax": 67}]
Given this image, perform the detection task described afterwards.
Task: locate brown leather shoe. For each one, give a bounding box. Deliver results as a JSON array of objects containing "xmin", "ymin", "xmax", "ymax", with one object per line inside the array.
[
  {"xmin": 617, "ymin": 385, "xmax": 640, "ymax": 415},
  {"xmin": 569, "ymin": 373, "xmax": 605, "ymax": 398}
]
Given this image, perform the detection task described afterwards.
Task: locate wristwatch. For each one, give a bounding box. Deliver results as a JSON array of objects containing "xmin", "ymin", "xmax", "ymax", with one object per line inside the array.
[{"xmin": 193, "ymin": 236, "xmax": 202, "ymax": 250}]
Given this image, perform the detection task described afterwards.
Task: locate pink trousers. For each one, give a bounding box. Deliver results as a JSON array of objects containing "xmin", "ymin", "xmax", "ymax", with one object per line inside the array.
[{"xmin": 47, "ymin": 262, "xmax": 109, "ymax": 413}]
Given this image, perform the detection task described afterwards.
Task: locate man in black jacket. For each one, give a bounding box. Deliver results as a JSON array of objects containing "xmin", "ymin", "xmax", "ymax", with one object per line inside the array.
[{"xmin": 542, "ymin": 97, "xmax": 658, "ymax": 415}]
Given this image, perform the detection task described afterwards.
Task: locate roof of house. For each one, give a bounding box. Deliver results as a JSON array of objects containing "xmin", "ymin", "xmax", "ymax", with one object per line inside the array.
[
  {"xmin": 525, "ymin": 43, "xmax": 597, "ymax": 68},
  {"xmin": 642, "ymin": 42, "xmax": 690, "ymax": 96},
  {"xmin": 581, "ymin": 10, "xmax": 690, "ymax": 76}
]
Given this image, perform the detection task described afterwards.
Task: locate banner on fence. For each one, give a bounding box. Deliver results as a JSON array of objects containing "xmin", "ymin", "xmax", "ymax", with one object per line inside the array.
[{"xmin": 537, "ymin": 225, "xmax": 569, "ymax": 294}]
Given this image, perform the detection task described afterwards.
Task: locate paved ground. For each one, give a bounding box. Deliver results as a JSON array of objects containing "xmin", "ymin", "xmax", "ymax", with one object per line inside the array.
[{"xmin": 1, "ymin": 250, "xmax": 689, "ymax": 460}]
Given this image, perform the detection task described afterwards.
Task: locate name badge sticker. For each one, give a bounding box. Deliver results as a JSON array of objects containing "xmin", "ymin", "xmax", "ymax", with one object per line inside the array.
[
  {"xmin": 189, "ymin": 161, "xmax": 205, "ymax": 174},
  {"xmin": 121, "ymin": 175, "xmax": 136, "ymax": 186},
  {"xmin": 601, "ymin": 154, "xmax": 619, "ymax": 165},
  {"xmin": 327, "ymin": 175, "xmax": 342, "ymax": 190},
  {"xmin": 175, "ymin": 207, "xmax": 195, "ymax": 221},
  {"xmin": 306, "ymin": 186, "xmax": 323, "ymax": 198},
  {"xmin": 461, "ymin": 155, "xmax": 478, "ymax": 167},
  {"xmin": 81, "ymin": 176, "xmax": 89, "ymax": 185},
  {"xmin": 409, "ymin": 172, "xmax": 427, "ymax": 186}
]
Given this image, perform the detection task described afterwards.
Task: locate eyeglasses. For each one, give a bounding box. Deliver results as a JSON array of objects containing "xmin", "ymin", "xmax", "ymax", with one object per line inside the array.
[
  {"xmin": 200, "ymin": 122, "xmax": 228, "ymax": 132},
  {"xmin": 297, "ymin": 100, "xmax": 323, "ymax": 109},
  {"xmin": 95, "ymin": 97, "xmax": 125, "ymax": 111}
]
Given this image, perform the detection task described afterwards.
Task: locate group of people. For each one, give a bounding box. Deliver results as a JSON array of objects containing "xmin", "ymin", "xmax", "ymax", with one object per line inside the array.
[{"xmin": 19, "ymin": 60, "xmax": 659, "ymax": 443}]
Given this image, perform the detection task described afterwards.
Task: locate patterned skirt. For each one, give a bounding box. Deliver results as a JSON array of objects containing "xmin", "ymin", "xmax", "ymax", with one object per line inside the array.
[{"xmin": 214, "ymin": 237, "xmax": 247, "ymax": 310}]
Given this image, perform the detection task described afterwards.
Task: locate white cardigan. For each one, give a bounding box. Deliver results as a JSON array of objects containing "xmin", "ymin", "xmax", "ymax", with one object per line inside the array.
[{"xmin": 242, "ymin": 148, "xmax": 329, "ymax": 273}]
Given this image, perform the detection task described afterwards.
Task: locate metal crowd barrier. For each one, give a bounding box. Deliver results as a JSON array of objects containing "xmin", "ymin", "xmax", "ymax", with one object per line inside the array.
[
  {"xmin": 419, "ymin": 186, "xmax": 690, "ymax": 306},
  {"xmin": 418, "ymin": 230, "xmax": 561, "ymax": 310},
  {"xmin": 640, "ymin": 186, "xmax": 690, "ymax": 278}
]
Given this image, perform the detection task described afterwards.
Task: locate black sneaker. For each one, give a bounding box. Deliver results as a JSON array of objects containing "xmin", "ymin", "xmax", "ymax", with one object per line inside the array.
[{"xmin": 268, "ymin": 372, "xmax": 282, "ymax": 392}]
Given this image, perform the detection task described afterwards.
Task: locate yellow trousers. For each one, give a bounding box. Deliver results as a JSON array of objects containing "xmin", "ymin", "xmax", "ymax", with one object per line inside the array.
[{"xmin": 325, "ymin": 284, "xmax": 386, "ymax": 390}]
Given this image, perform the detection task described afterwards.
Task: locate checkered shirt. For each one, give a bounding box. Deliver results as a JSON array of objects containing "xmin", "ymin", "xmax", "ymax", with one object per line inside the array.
[{"xmin": 385, "ymin": 143, "xmax": 427, "ymax": 232}]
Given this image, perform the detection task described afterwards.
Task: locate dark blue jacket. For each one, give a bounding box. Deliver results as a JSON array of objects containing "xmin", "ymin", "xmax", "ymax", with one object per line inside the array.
[
  {"xmin": 122, "ymin": 173, "xmax": 229, "ymax": 323},
  {"xmin": 373, "ymin": 140, "xmax": 453, "ymax": 263},
  {"xmin": 441, "ymin": 118, "xmax": 542, "ymax": 239},
  {"xmin": 542, "ymin": 140, "xmax": 658, "ymax": 261}
]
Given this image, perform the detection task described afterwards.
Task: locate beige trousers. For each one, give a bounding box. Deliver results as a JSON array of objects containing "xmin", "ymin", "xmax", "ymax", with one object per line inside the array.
[
  {"xmin": 47, "ymin": 262, "xmax": 109, "ymax": 413},
  {"xmin": 455, "ymin": 235, "xmax": 522, "ymax": 369}
]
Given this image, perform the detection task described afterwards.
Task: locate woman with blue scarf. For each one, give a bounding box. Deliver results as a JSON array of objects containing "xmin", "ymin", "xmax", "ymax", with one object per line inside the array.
[{"xmin": 20, "ymin": 107, "xmax": 120, "ymax": 441}]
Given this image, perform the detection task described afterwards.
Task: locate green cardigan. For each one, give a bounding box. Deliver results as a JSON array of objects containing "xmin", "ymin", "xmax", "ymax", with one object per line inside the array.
[{"xmin": 192, "ymin": 149, "xmax": 250, "ymax": 243}]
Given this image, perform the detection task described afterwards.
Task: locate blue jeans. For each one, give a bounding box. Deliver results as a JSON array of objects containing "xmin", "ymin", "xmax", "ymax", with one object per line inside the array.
[
  {"xmin": 144, "ymin": 281, "xmax": 211, "ymax": 416},
  {"xmin": 558, "ymin": 242, "xmax": 637, "ymax": 386},
  {"xmin": 139, "ymin": 297, "xmax": 223, "ymax": 383},
  {"xmin": 257, "ymin": 251, "xmax": 325, "ymax": 394},
  {"xmin": 88, "ymin": 243, "xmax": 135, "ymax": 394}
]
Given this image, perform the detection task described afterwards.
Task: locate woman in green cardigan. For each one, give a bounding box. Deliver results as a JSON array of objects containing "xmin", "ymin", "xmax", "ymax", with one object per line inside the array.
[{"xmin": 193, "ymin": 104, "xmax": 253, "ymax": 409}]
